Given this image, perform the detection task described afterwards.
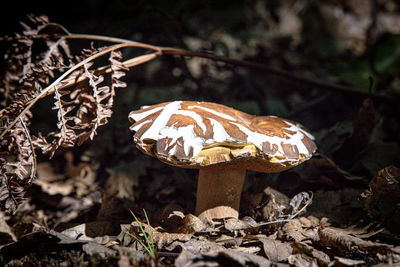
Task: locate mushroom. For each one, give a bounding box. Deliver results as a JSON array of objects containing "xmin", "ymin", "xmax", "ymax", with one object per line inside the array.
[{"xmin": 128, "ymin": 101, "xmax": 317, "ymax": 220}]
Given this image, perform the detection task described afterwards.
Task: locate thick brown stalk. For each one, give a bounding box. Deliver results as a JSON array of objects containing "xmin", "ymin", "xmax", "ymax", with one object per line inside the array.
[{"xmin": 195, "ymin": 166, "xmax": 246, "ymax": 220}]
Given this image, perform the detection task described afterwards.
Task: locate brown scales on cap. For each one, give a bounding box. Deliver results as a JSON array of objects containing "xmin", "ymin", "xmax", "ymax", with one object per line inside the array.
[{"xmin": 129, "ymin": 101, "xmax": 317, "ymax": 220}]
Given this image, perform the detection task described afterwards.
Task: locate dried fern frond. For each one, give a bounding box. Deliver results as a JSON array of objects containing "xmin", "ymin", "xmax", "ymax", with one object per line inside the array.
[
  {"xmin": 0, "ymin": 113, "xmax": 36, "ymax": 214},
  {"xmin": 1, "ymin": 15, "xmax": 72, "ymax": 109},
  {"xmin": 31, "ymin": 48, "xmax": 129, "ymax": 156},
  {"xmin": 0, "ymin": 16, "xmax": 131, "ymax": 213}
]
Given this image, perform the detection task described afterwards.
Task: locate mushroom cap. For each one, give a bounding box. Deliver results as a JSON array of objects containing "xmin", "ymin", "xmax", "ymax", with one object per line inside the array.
[{"xmin": 128, "ymin": 101, "xmax": 317, "ymax": 173}]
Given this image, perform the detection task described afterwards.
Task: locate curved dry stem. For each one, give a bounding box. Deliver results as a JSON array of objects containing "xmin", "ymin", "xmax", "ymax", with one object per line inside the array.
[{"xmin": 49, "ymin": 32, "xmax": 373, "ymax": 96}]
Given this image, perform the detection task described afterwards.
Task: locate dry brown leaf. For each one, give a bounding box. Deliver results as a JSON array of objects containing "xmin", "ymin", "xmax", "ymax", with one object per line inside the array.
[
  {"xmin": 318, "ymin": 226, "xmax": 400, "ymax": 263},
  {"xmin": 258, "ymin": 237, "xmax": 292, "ymax": 262},
  {"xmin": 165, "ymin": 239, "xmax": 224, "ymax": 254},
  {"xmin": 334, "ymin": 256, "xmax": 365, "ymax": 266},
  {"xmin": 224, "ymin": 217, "xmax": 254, "ymax": 232},
  {"xmin": 153, "ymin": 231, "xmax": 192, "ymax": 250},
  {"xmin": 291, "ymin": 242, "xmax": 331, "ymax": 266},
  {"xmin": 115, "ymin": 245, "xmax": 146, "ymax": 264},
  {"xmin": 288, "ymin": 254, "xmax": 318, "ymax": 267},
  {"xmin": 262, "ymin": 187, "xmax": 290, "ymax": 221},
  {"xmin": 176, "ymin": 214, "xmax": 206, "ymax": 234},
  {"xmin": 34, "ymin": 179, "xmax": 74, "ymax": 196},
  {"xmin": 35, "ymin": 153, "xmax": 97, "ymax": 197},
  {"xmin": 282, "ymin": 216, "xmax": 323, "ymax": 242},
  {"xmin": 65, "ymin": 152, "xmax": 97, "ymax": 197},
  {"xmin": 36, "ymin": 162, "xmax": 64, "ymax": 182},
  {"xmin": 160, "ymin": 203, "xmax": 185, "ymax": 232},
  {"xmin": 230, "ymin": 246, "xmax": 261, "ymax": 254},
  {"xmin": 0, "ymin": 212, "xmax": 17, "ymax": 244},
  {"xmin": 130, "ymin": 221, "xmax": 192, "ymax": 249},
  {"xmin": 175, "ymin": 249, "xmax": 287, "ymax": 267},
  {"xmin": 61, "ymin": 221, "xmax": 120, "ymax": 244},
  {"xmin": 361, "ymin": 165, "xmax": 400, "ymax": 233},
  {"xmin": 105, "ymin": 169, "xmax": 138, "ymax": 200}
]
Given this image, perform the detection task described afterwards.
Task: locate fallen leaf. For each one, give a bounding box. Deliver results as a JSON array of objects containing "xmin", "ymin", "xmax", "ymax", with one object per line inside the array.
[
  {"xmin": 258, "ymin": 237, "xmax": 292, "ymax": 262},
  {"xmin": 176, "ymin": 214, "xmax": 206, "ymax": 234},
  {"xmin": 288, "ymin": 254, "xmax": 318, "ymax": 267},
  {"xmin": 175, "ymin": 249, "xmax": 288, "ymax": 267},
  {"xmin": 282, "ymin": 217, "xmax": 322, "ymax": 242},
  {"xmin": 223, "ymin": 217, "xmax": 253, "ymax": 232},
  {"xmin": 318, "ymin": 226, "xmax": 399, "ymax": 260},
  {"xmin": 0, "ymin": 229, "xmax": 116, "ymax": 263},
  {"xmin": 0, "ymin": 212, "xmax": 17, "ymax": 244},
  {"xmin": 36, "ymin": 162, "xmax": 64, "ymax": 182},
  {"xmin": 165, "ymin": 239, "xmax": 224, "ymax": 254},
  {"xmin": 129, "ymin": 221, "xmax": 192, "ymax": 249},
  {"xmin": 160, "ymin": 202, "xmax": 185, "ymax": 232},
  {"xmin": 105, "ymin": 169, "xmax": 138, "ymax": 199},
  {"xmin": 262, "ymin": 187, "xmax": 290, "ymax": 221},
  {"xmin": 61, "ymin": 221, "xmax": 121, "ymax": 244},
  {"xmin": 34, "ymin": 178, "xmax": 74, "ymax": 196},
  {"xmin": 334, "ymin": 256, "xmax": 365, "ymax": 266},
  {"xmin": 291, "ymin": 241, "xmax": 331, "ymax": 266},
  {"xmin": 361, "ymin": 165, "xmax": 400, "ymax": 233}
]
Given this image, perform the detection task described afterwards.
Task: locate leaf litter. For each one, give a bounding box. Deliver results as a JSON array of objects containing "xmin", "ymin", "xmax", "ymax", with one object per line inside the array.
[{"xmin": 1, "ymin": 2, "xmax": 400, "ymax": 266}]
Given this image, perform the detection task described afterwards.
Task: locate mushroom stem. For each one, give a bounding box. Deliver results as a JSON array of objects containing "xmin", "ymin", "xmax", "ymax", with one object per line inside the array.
[{"xmin": 195, "ymin": 167, "xmax": 246, "ymax": 220}]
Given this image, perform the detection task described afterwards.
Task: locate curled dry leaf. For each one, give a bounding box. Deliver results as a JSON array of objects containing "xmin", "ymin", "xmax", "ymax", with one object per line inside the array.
[
  {"xmin": 262, "ymin": 187, "xmax": 290, "ymax": 221},
  {"xmin": 282, "ymin": 216, "xmax": 325, "ymax": 242},
  {"xmin": 334, "ymin": 256, "xmax": 365, "ymax": 266},
  {"xmin": 34, "ymin": 49, "xmax": 128, "ymax": 157},
  {"xmin": 160, "ymin": 203, "xmax": 185, "ymax": 232},
  {"xmin": 289, "ymin": 191, "xmax": 313, "ymax": 218},
  {"xmin": 318, "ymin": 226, "xmax": 400, "ymax": 263},
  {"xmin": 362, "ymin": 165, "xmax": 400, "ymax": 233},
  {"xmin": 176, "ymin": 214, "xmax": 207, "ymax": 234}
]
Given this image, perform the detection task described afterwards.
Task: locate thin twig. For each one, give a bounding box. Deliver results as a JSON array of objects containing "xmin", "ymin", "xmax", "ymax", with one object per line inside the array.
[
  {"xmin": 254, "ymin": 219, "xmax": 292, "ymax": 227},
  {"xmin": 55, "ymin": 33, "xmax": 379, "ymax": 96},
  {"xmin": 289, "ymin": 191, "xmax": 313, "ymax": 220}
]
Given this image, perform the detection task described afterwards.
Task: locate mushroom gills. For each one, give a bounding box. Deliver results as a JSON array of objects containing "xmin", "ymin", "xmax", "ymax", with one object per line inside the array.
[{"xmin": 195, "ymin": 143, "xmax": 258, "ymax": 166}]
